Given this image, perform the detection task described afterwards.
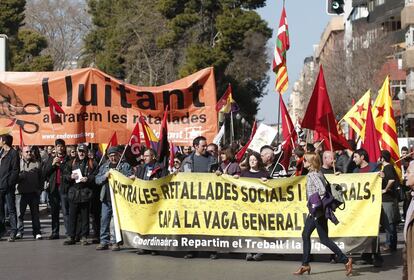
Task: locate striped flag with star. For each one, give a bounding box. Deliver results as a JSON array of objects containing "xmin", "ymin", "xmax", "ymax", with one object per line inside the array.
[
  {"xmin": 273, "ymin": 6, "xmax": 289, "ymax": 94},
  {"xmin": 341, "ymin": 90, "xmax": 371, "ymax": 140},
  {"xmin": 372, "ymin": 76, "xmax": 401, "ymax": 177}
]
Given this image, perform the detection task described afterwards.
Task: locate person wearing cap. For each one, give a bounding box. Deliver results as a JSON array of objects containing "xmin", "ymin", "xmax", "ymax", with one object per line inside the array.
[
  {"xmin": 42, "ymin": 139, "xmax": 72, "ymax": 239},
  {"xmin": 63, "ymin": 144, "xmax": 98, "ymax": 245},
  {"xmin": 95, "ymin": 145, "xmax": 132, "ymax": 251}
]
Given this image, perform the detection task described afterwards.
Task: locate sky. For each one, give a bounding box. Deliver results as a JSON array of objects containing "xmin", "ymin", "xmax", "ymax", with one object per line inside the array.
[{"xmin": 256, "ymin": 0, "xmax": 331, "ymax": 124}]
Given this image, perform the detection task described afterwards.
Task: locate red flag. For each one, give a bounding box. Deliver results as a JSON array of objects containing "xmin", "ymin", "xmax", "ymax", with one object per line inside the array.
[
  {"xmin": 107, "ymin": 132, "xmax": 118, "ymax": 152},
  {"xmin": 279, "ymin": 94, "xmax": 297, "ymax": 146},
  {"xmin": 129, "ymin": 122, "xmax": 141, "ymax": 146},
  {"xmin": 157, "ymin": 107, "xmax": 169, "ymax": 163},
  {"xmin": 19, "ymin": 126, "xmax": 24, "ymax": 149},
  {"xmin": 278, "ymin": 95, "xmax": 296, "ymax": 171},
  {"xmin": 169, "ymin": 141, "xmax": 175, "ymax": 170},
  {"xmin": 361, "ymin": 102, "xmax": 381, "ymax": 163},
  {"xmin": 124, "ymin": 122, "xmax": 143, "ymax": 166},
  {"xmin": 47, "ymin": 96, "xmax": 65, "ymax": 124},
  {"xmin": 301, "ymin": 66, "xmax": 350, "ymax": 150},
  {"xmin": 236, "ymin": 120, "xmax": 257, "ymax": 162}
]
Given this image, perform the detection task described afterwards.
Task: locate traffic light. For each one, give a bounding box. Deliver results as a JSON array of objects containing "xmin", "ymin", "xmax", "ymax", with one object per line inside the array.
[{"xmin": 327, "ymin": 0, "xmax": 344, "ymax": 15}]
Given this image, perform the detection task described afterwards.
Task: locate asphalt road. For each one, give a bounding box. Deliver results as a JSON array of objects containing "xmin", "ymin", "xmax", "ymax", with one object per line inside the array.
[{"xmin": 0, "ymin": 207, "xmax": 404, "ymax": 280}]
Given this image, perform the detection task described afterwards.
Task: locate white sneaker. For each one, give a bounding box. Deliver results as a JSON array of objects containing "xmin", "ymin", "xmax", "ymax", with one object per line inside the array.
[
  {"xmin": 15, "ymin": 233, "xmax": 23, "ymax": 239},
  {"xmin": 35, "ymin": 234, "xmax": 42, "ymax": 240}
]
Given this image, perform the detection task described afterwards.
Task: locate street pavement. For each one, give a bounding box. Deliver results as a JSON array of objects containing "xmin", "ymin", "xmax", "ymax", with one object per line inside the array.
[{"xmin": 0, "ymin": 206, "xmax": 404, "ymax": 280}]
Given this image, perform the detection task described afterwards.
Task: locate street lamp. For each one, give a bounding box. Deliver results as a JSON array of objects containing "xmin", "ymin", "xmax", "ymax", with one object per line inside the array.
[
  {"xmin": 241, "ymin": 117, "xmax": 246, "ymax": 142},
  {"xmin": 398, "ymin": 88, "xmax": 406, "ymax": 137},
  {"xmin": 235, "ymin": 113, "xmax": 241, "ymax": 141}
]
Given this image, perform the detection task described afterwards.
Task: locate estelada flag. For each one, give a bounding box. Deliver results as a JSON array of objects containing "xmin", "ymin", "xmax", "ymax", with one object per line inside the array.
[
  {"xmin": 372, "ymin": 76, "xmax": 401, "ymax": 177},
  {"xmin": 341, "ymin": 90, "xmax": 371, "ymax": 140},
  {"xmin": 47, "ymin": 96, "xmax": 65, "ymax": 124}
]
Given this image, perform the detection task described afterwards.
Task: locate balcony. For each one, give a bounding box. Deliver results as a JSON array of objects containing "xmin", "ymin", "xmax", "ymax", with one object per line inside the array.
[{"xmin": 402, "ymin": 5, "xmax": 414, "ymax": 28}]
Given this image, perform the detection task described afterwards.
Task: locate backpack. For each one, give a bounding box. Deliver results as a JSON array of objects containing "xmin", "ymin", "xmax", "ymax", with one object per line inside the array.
[{"xmin": 322, "ymin": 174, "xmax": 345, "ymax": 211}]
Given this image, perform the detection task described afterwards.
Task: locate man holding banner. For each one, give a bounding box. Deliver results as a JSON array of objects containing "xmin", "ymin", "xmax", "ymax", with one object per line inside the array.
[
  {"xmin": 95, "ymin": 146, "xmax": 132, "ymax": 251},
  {"xmin": 135, "ymin": 148, "xmax": 169, "ymax": 255},
  {"xmin": 179, "ymin": 135, "xmax": 217, "ymax": 259}
]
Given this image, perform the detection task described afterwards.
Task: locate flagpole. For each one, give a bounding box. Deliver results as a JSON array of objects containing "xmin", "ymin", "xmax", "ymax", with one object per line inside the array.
[
  {"xmin": 326, "ymin": 115, "xmax": 336, "ymax": 173},
  {"xmin": 230, "ymin": 110, "xmax": 234, "ymax": 143},
  {"xmin": 277, "ymin": 93, "xmax": 281, "ymax": 144},
  {"xmin": 116, "ymin": 144, "xmax": 128, "ymax": 170},
  {"xmin": 284, "ymin": 114, "xmax": 296, "ymax": 148},
  {"xmin": 98, "ymin": 152, "xmax": 106, "ymax": 166},
  {"xmin": 271, "ymin": 149, "xmax": 284, "ymax": 176}
]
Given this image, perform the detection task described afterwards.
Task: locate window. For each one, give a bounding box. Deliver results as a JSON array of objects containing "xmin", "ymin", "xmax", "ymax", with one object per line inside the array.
[
  {"xmin": 368, "ymin": 0, "xmax": 374, "ymax": 11},
  {"xmin": 391, "ymin": 80, "xmax": 406, "ymax": 100}
]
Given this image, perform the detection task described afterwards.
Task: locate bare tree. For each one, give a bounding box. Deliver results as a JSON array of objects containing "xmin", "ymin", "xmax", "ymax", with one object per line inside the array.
[
  {"xmin": 25, "ymin": 0, "xmax": 91, "ymax": 70},
  {"xmin": 321, "ymin": 25, "xmax": 393, "ymax": 118}
]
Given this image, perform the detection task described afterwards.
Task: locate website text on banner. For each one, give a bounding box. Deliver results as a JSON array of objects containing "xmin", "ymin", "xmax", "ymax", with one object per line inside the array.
[
  {"xmin": 109, "ymin": 171, "xmax": 381, "ymax": 254},
  {"xmin": 0, "ymin": 67, "xmax": 217, "ymax": 145}
]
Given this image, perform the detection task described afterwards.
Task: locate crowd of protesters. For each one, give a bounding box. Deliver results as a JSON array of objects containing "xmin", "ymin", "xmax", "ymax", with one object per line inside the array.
[{"xmin": 0, "ymin": 132, "xmax": 413, "ymax": 278}]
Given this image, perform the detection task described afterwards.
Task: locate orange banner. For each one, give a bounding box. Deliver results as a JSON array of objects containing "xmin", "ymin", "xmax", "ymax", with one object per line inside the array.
[{"xmin": 0, "ymin": 67, "xmax": 218, "ymax": 146}]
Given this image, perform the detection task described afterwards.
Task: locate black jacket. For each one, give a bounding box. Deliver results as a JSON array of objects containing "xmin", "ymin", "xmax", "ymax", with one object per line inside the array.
[
  {"xmin": 65, "ymin": 157, "xmax": 98, "ymax": 203},
  {"xmin": 42, "ymin": 154, "xmax": 72, "ymax": 193},
  {"xmin": 0, "ymin": 148, "xmax": 20, "ymax": 192},
  {"xmin": 135, "ymin": 162, "xmax": 168, "ymax": 180}
]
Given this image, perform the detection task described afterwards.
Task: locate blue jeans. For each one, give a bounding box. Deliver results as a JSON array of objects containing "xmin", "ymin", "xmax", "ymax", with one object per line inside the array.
[
  {"xmin": 0, "ymin": 190, "xmax": 17, "ymax": 237},
  {"xmin": 100, "ymin": 201, "xmax": 115, "ymax": 245},
  {"xmin": 302, "ymin": 214, "xmax": 348, "ymax": 265},
  {"xmin": 49, "ymin": 188, "xmax": 69, "ymax": 236},
  {"xmin": 380, "ymin": 206, "xmax": 397, "ymax": 250}
]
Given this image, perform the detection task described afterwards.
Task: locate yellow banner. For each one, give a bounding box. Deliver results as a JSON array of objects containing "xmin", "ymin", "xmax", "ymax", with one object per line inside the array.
[{"xmin": 109, "ymin": 171, "xmax": 381, "ymax": 253}]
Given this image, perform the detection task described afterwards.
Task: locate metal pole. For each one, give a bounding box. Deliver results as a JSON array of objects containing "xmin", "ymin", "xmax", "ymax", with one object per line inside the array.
[{"xmin": 230, "ymin": 111, "xmax": 234, "ymax": 143}]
